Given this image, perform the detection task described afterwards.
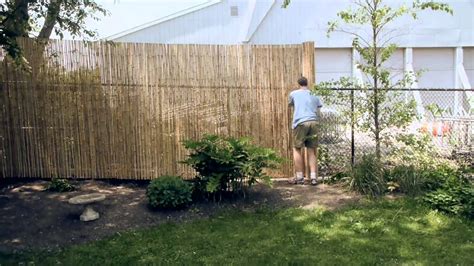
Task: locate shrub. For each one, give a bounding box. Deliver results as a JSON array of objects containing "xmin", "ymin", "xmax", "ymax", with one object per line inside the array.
[
  {"xmin": 387, "ymin": 133, "xmax": 446, "ymax": 169},
  {"xmin": 385, "ymin": 158, "xmax": 461, "ymax": 194},
  {"xmin": 385, "ymin": 163, "xmax": 473, "ymax": 219},
  {"xmin": 146, "ymin": 176, "xmax": 192, "ymax": 209},
  {"xmin": 182, "ymin": 135, "xmax": 282, "ymax": 200},
  {"xmin": 420, "ymin": 164, "xmax": 459, "ymax": 191},
  {"xmin": 386, "ymin": 165, "xmax": 428, "ymax": 195},
  {"xmin": 47, "ymin": 178, "xmax": 75, "ymax": 192},
  {"xmin": 349, "ymin": 154, "xmax": 386, "ymax": 197},
  {"xmin": 423, "ymin": 173, "xmax": 474, "ymax": 219}
]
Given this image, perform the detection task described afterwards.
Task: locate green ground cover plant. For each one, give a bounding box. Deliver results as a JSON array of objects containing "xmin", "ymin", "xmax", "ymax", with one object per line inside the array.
[
  {"xmin": 47, "ymin": 178, "xmax": 75, "ymax": 192},
  {"xmin": 146, "ymin": 176, "xmax": 193, "ymax": 209}
]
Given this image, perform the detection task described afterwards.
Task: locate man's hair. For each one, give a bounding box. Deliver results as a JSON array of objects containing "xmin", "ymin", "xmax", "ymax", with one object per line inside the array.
[{"xmin": 298, "ymin": 77, "xmax": 308, "ymax": 87}]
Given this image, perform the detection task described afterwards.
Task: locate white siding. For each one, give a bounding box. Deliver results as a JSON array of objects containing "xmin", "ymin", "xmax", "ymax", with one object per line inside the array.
[
  {"xmin": 250, "ymin": 0, "xmax": 473, "ymax": 47},
  {"xmin": 382, "ymin": 49, "xmax": 404, "ymax": 83},
  {"xmin": 115, "ymin": 0, "xmax": 248, "ymax": 44},
  {"xmin": 315, "ymin": 48, "xmax": 352, "ymax": 83},
  {"xmin": 112, "ymin": 0, "xmax": 473, "ymax": 48},
  {"xmin": 358, "ymin": 49, "xmax": 404, "ymax": 84},
  {"xmin": 414, "ymin": 48, "xmax": 456, "ymax": 111},
  {"xmin": 414, "ymin": 48, "xmax": 455, "ymax": 88},
  {"xmin": 464, "ymin": 47, "xmax": 474, "ymax": 87}
]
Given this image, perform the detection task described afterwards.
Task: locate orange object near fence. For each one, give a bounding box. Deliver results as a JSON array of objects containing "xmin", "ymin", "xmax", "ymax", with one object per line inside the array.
[{"xmin": 420, "ymin": 121, "xmax": 451, "ymax": 137}]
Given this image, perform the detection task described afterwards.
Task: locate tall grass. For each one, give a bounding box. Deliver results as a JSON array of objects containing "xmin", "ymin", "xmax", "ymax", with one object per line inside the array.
[{"xmin": 350, "ymin": 154, "xmax": 386, "ymax": 197}]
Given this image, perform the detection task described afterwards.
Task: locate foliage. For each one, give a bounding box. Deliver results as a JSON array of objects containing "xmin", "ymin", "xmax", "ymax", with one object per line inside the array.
[
  {"xmin": 385, "ymin": 164, "xmax": 451, "ymax": 195},
  {"xmin": 425, "ymin": 103, "xmax": 450, "ymax": 117},
  {"xmin": 423, "ymin": 172, "xmax": 474, "ymax": 219},
  {"xmin": 3, "ymin": 199, "xmax": 473, "ymax": 265},
  {"xmin": 285, "ymin": 0, "xmax": 452, "ymax": 159},
  {"xmin": 317, "ymin": 144, "xmax": 352, "ymax": 181},
  {"xmin": 386, "ymin": 165, "xmax": 425, "ymax": 195},
  {"xmin": 47, "ymin": 178, "xmax": 74, "ymax": 192},
  {"xmin": 182, "ymin": 135, "xmax": 282, "ymax": 200},
  {"xmin": 383, "ymin": 161, "xmax": 473, "ymax": 219},
  {"xmin": 326, "ymin": 171, "xmax": 351, "ymax": 185},
  {"xmin": 350, "ymin": 153, "xmax": 386, "ymax": 197},
  {"xmin": 384, "ymin": 130, "xmax": 464, "ymax": 196},
  {"xmin": 146, "ymin": 176, "xmax": 192, "ymax": 209},
  {"xmin": 317, "ymin": 145, "xmax": 338, "ymax": 175},
  {"xmin": 387, "ymin": 132, "xmax": 445, "ymax": 168},
  {"xmin": 0, "ymin": 0, "xmax": 108, "ymax": 67}
]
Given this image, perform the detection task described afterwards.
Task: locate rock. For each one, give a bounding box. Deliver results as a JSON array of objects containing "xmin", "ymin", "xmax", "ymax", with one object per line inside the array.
[
  {"xmin": 69, "ymin": 193, "xmax": 106, "ymax": 205},
  {"xmin": 0, "ymin": 195, "xmax": 11, "ymax": 201},
  {"xmin": 80, "ymin": 206, "xmax": 99, "ymax": 222},
  {"xmin": 68, "ymin": 193, "xmax": 106, "ymax": 222}
]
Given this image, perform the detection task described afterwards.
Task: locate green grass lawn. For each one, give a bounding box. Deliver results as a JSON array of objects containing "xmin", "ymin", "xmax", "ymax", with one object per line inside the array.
[{"xmin": 1, "ymin": 198, "xmax": 473, "ymax": 265}]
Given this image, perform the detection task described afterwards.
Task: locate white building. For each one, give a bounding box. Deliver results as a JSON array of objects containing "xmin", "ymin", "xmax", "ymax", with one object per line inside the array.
[{"xmin": 105, "ymin": 0, "xmax": 474, "ymax": 115}]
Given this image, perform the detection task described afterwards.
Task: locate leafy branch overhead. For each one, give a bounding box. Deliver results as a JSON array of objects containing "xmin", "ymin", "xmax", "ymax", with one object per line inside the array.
[{"xmin": 0, "ymin": 0, "xmax": 108, "ymax": 66}]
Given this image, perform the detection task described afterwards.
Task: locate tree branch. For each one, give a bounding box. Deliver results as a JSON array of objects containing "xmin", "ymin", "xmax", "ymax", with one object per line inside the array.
[
  {"xmin": 334, "ymin": 28, "xmax": 371, "ymax": 47},
  {"xmin": 38, "ymin": 0, "xmax": 62, "ymax": 40}
]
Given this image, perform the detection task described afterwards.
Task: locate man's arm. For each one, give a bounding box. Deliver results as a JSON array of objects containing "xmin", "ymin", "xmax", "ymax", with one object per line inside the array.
[
  {"xmin": 316, "ymin": 97, "xmax": 323, "ymax": 119},
  {"xmin": 316, "ymin": 106, "xmax": 322, "ymax": 119},
  {"xmin": 288, "ymin": 93, "xmax": 294, "ymax": 107}
]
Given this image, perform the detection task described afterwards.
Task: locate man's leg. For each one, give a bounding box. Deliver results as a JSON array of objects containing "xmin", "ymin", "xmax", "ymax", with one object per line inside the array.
[
  {"xmin": 292, "ymin": 124, "xmax": 306, "ymax": 183},
  {"xmin": 293, "ymin": 147, "xmax": 305, "ymax": 174},
  {"xmin": 307, "ymin": 147, "xmax": 318, "ymax": 178},
  {"xmin": 307, "ymin": 121, "xmax": 319, "ymax": 185}
]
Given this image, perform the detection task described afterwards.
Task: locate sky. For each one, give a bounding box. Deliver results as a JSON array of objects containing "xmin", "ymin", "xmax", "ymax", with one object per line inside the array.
[{"xmin": 61, "ymin": 0, "xmax": 210, "ymax": 40}]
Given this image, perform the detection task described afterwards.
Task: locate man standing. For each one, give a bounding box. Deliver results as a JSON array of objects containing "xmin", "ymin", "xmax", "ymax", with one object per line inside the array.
[{"xmin": 288, "ymin": 77, "xmax": 323, "ymax": 186}]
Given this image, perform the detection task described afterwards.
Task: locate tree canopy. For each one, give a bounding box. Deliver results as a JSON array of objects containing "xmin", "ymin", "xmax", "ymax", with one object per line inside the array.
[{"xmin": 0, "ymin": 0, "xmax": 107, "ymax": 66}]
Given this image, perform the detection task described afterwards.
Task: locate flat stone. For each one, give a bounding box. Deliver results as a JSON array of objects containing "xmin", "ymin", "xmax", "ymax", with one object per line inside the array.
[
  {"xmin": 68, "ymin": 193, "xmax": 105, "ymax": 205},
  {"xmin": 80, "ymin": 206, "xmax": 99, "ymax": 222},
  {"xmin": 0, "ymin": 195, "xmax": 11, "ymax": 200}
]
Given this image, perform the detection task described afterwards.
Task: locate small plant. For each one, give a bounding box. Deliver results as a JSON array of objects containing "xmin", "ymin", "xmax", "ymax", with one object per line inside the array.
[
  {"xmin": 423, "ymin": 169, "xmax": 474, "ymax": 219},
  {"xmin": 183, "ymin": 135, "xmax": 282, "ymax": 200},
  {"xmin": 387, "ymin": 133, "xmax": 445, "ymax": 168},
  {"xmin": 47, "ymin": 178, "xmax": 75, "ymax": 192},
  {"xmin": 325, "ymin": 171, "xmax": 350, "ymax": 184},
  {"xmin": 146, "ymin": 176, "xmax": 192, "ymax": 209},
  {"xmin": 350, "ymin": 154, "xmax": 386, "ymax": 197},
  {"xmin": 317, "ymin": 145, "xmax": 348, "ymax": 176},
  {"xmin": 386, "ymin": 165, "xmax": 425, "ymax": 195}
]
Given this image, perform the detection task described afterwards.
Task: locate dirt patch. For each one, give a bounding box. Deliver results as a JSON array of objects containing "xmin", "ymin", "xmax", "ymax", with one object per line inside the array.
[{"xmin": 0, "ymin": 178, "xmax": 360, "ymax": 253}]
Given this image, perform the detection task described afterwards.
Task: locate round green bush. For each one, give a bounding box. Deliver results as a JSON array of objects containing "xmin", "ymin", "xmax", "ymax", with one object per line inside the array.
[
  {"xmin": 47, "ymin": 178, "xmax": 75, "ymax": 192},
  {"xmin": 146, "ymin": 176, "xmax": 192, "ymax": 209}
]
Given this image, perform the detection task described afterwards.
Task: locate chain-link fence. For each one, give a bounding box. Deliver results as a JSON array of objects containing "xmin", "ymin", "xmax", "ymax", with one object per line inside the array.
[{"xmin": 317, "ymin": 88, "xmax": 474, "ymax": 175}]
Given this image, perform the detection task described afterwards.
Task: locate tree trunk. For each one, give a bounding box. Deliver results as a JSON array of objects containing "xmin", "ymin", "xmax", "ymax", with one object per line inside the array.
[
  {"xmin": 28, "ymin": 0, "xmax": 62, "ymax": 74},
  {"xmin": 38, "ymin": 0, "xmax": 62, "ymax": 40},
  {"xmin": 372, "ymin": 0, "xmax": 381, "ymax": 160}
]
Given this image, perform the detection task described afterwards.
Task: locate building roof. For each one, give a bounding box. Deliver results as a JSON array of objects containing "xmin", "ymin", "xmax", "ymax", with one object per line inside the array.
[
  {"xmin": 107, "ymin": 0, "xmax": 474, "ymax": 47},
  {"xmin": 104, "ymin": 0, "xmax": 222, "ymax": 40}
]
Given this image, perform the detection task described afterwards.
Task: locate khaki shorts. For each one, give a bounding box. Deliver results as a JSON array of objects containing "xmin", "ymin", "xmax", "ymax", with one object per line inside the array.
[{"xmin": 293, "ymin": 120, "xmax": 319, "ymax": 148}]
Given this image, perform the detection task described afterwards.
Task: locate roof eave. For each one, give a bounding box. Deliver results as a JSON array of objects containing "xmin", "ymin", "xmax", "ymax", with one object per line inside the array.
[{"xmin": 103, "ymin": 0, "xmax": 222, "ymax": 41}]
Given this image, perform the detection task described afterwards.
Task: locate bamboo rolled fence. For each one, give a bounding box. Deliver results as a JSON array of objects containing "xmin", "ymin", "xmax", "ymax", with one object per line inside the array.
[{"xmin": 0, "ymin": 39, "xmax": 314, "ymax": 180}]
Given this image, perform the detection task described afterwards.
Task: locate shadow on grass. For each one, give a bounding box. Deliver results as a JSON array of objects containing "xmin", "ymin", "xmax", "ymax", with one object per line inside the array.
[{"xmin": 1, "ymin": 198, "xmax": 473, "ymax": 265}]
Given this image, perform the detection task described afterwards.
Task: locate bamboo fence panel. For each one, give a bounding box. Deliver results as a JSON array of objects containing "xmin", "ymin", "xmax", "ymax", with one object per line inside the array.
[{"xmin": 0, "ymin": 39, "xmax": 311, "ymax": 180}]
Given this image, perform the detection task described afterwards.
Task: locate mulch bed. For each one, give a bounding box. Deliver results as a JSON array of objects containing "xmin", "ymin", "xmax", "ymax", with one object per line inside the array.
[{"xmin": 0, "ymin": 178, "xmax": 360, "ymax": 253}]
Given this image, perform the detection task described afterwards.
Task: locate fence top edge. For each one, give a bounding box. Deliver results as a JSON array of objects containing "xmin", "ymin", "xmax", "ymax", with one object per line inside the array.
[{"xmin": 324, "ymin": 88, "xmax": 474, "ymax": 92}]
